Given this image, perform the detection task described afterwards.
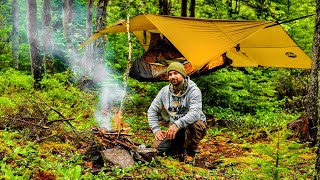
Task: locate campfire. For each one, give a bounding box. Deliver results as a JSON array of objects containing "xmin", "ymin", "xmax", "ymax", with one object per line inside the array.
[{"xmin": 88, "ymin": 111, "xmax": 157, "ymax": 169}]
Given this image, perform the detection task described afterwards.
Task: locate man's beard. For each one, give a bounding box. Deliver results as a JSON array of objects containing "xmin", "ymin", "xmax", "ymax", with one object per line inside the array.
[{"xmin": 171, "ymin": 78, "xmax": 184, "ymax": 90}]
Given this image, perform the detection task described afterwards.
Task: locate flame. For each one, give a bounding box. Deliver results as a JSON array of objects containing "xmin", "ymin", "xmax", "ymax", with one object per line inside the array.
[{"xmin": 113, "ymin": 111, "xmax": 129, "ymax": 130}]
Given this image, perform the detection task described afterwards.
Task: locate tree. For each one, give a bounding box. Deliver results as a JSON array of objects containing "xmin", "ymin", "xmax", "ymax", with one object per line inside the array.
[
  {"xmin": 159, "ymin": 0, "xmax": 171, "ymax": 15},
  {"xmin": 27, "ymin": 0, "xmax": 43, "ymax": 88},
  {"xmin": 12, "ymin": 0, "xmax": 19, "ymax": 70},
  {"xmin": 180, "ymin": 0, "xmax": 195, "ymax": 17},
  {"xmin": 95, "ymin": 0, "xmax": 108, "ymax": 65},
  {"xmin": 189, "ymin": 0, "xmax": 195, "ymax": 17},
  {"xmin": 300, "ymin": 7, "xmax": 319, "ymax": 145},
  {"xmin": 313, "ymin": 1, "xmax": 320, "ymax": 178},
  {"xmin": 63, "ymin": 0, "xmax": 76, "ymax": 52},
  {"xmin": 42, "ymin": 0, "xmax": 54, "ymax": 74},
  {"xmin": 226, "ymin": 0, "xmax": 241, "ymax": 18},
  {"xmin": 85, "ymin": 0, "xmax": 94, "ymax": 74},
  {"xmin": 181, "ymin": 0, "xmax": 187, "ymax": 17}
]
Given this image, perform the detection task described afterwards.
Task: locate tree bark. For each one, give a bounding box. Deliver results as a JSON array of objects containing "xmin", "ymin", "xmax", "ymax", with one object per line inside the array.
[
  {"xmin": 95, "ymin": 0, "xmax": 108, "ymax": 65},
  {"xmin": 314, "ymin": 1, "xmax": 320, "ymax": 178},
  {"xmin": 181, "ymin": 0, "xmax": 187, "ymax": 17},
  {"xmin": 189, "ymin": 0, "xmax": 195, "ymax": 17},
  {"xmin": 306, "ymin": 2, "xmax": 320, "ymax": 142},
  {"xmin": 159, "ymin": 0, "xmax": 171, "ymax": 15},
  {"xmin": 27, "ymin": 0, "xmax": 43, "ymax": 88},
  {"xmin": 119, "ymin": 13, "xmax": 133, "ymax": 116},
  {"xmin": 62, "ymin": 0, "xmax": 75, "ymax": 49},
  {"xmin": 42, "ymin": 0, "xmax": 54, "ymax": 74},
  {"xmin": 62, "ymin": 0, "xmax": 69, "ymax": 39},
  {"xmin": 85, "ymin": 0, "xmax": 94, "ymax": 74},
  {"xmin": 12, "ymin": 0, "xmax": 19, "ymax": 70}
]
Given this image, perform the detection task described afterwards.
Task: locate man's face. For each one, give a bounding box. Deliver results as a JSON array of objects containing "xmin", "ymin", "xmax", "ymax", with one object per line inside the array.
[{"xmin": 168, "ymin": 70, "xmax": 184, "ymax": 86}]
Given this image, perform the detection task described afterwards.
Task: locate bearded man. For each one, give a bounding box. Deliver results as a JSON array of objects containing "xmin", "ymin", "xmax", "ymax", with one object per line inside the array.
[{"xmin": 148, "ymin": 62, "xmax": 207, "ymax": 164}]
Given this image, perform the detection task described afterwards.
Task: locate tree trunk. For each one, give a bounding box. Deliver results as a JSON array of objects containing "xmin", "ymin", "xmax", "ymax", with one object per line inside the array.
[
  {"xmin": 305, "ymin": 2, "xmax": 320, "ymax": 143},
  {"xmin": 159, "ymin": 0, "xmax": 171, "ymax": 15},
  {"xmin": 314, "ymin": 1, "xmax": 320, "ymax": 178},
  {"xmin": 62, "ymin": 0, "xmax": 69, "ymax": 39},
  {"xmin": 95, "ymin": 0, "xmax": 108, "ymax": 65},
  {"xmin": 27, "ymin": 0, "xmax": 42, "ymax": 88},
  {"xmin": 181, "ymin": 0, "xmax": 187, "ymax": 17},
  {"xmin": 227, "ymin": 0, "xmax": 233, "ymax": 18},
  {"xmin": 189, "ymin": 0, "xmax": 195, "ymax": 17},
  {"xmin": 85, "ymin": 0, "xmax": 94, "ymax": 75},
  {"xmin": 12, "ymin": 0, "xmax": 19, "ymax": 70},
  {"xmin": 42, "ymin": 0, "xmax": 54, "ymax": 74},
  {"xmin": 62, "ymin": 0, "xmax": 77, "ymax": 68}
]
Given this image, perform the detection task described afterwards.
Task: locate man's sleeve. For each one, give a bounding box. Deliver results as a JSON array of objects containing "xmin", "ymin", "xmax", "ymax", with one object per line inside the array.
[
  {"xmin": 147, "ymin": 88, "xmax": 164, "ymax": 134},
  {"xmin": 174, "ymin": 88, "xmax": 203, "ymax": 129}
]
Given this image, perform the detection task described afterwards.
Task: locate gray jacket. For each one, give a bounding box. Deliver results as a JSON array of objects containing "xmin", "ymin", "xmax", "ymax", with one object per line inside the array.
[{"xmin": 148, "ymin": 77, "xmax": 206, "ymax": 133}]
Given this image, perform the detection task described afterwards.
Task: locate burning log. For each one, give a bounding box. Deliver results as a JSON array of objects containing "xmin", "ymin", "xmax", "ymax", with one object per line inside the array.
[{"xmin": 91, "ymin": 128, "xmax": 157, "ymax": 169}]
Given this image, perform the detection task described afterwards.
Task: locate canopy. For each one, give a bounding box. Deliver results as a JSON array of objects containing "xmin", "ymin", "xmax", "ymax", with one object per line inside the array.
[{"xmin": 81, "ymin": 14, "xmax": 311, "ymax": 80}]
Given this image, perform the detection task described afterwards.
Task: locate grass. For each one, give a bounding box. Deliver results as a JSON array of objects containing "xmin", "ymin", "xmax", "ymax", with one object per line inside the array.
[{"xmin": 0, "ymin": 70, "xmax": 317, "ymax": 179}]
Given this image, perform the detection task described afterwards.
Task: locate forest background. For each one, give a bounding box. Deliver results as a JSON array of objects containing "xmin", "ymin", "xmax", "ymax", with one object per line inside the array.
[{"xmin": 0, "ymin": 0, "xmax": 319, "ymax": 179}]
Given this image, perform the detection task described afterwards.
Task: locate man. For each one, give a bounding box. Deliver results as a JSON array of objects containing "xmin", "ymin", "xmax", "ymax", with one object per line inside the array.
[{"xmin": 147, "ymin": 61, "xmax": 207, "ymax": 164}]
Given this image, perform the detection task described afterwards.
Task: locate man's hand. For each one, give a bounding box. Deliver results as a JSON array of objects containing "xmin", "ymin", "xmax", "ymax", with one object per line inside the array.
[
  {"xmin": 154, "ymin": 130, "xmax": 166, "ymax": 141},
  {"xmin": 166, "ymin": 124, "xmax": 178, "ymax": 140}
]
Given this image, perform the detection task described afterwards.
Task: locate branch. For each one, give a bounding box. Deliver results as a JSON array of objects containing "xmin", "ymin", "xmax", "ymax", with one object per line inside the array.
[
  {"xmin": 46, "ymin": 118, "xmax": 75, "ymax": 125},
  {"xmin": 33, "ymin": 133, "xmax": 57, "ymax": 143},
  {"xmin": 42, "ymin": 101, "xmax": 78, "ymax": 134},
  {"xmin": 16, "ymin": 119, "xmax": 50, "ymax": 129}
]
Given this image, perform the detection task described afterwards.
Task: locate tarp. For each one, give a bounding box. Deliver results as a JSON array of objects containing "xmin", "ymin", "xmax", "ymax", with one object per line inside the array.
[{"xmin": 81, "ymin": 14, "xmax": 311, "ymax": 81}]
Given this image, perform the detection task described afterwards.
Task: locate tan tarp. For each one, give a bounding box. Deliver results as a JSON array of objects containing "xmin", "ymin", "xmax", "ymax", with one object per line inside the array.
[{"xmin": 81, "ymin": 14, "xmax": 311, "ymax": 70}]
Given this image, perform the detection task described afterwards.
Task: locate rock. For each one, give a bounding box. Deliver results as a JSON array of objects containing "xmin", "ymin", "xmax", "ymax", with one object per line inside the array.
[{"xmin": 101, "ymin": 147, "xmax": 135, "ymax": 168}]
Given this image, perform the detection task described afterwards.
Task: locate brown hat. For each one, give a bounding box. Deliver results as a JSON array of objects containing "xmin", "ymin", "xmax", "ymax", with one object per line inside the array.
[{"xmin": 166, "ymin": 62, "xmax": 187, "ymax": 77}]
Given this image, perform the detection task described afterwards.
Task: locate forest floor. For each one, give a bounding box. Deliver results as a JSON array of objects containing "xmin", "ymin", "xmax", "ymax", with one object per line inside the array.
[
  {"xmin": 0, "ymin": 115, "xmax": 316, "ymax": 179},
  {"xmin": 129, "ymin": 120, "xmax": 316, "ymax": 179}
]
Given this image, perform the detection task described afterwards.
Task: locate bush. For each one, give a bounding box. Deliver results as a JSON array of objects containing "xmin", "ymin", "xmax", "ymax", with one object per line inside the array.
[{"xmin": 0, "ymin": 68, "xmax": 33, "ymax": 94}]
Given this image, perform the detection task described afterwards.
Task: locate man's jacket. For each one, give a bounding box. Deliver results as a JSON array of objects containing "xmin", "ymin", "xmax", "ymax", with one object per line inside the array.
[{"xmin": 148, "ymin": 77, "xmax": 206, "ymax": 133}]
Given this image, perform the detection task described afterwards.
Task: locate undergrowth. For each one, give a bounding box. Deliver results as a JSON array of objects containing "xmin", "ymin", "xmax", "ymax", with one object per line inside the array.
[{"xmin": 0, "ymin": 69, "xmax": 316, "ymax": 179}]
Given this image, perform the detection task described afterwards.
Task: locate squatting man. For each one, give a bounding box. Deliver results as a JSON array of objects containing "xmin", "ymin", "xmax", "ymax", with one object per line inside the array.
[{"xmin": 147, "ymin": 62, "xmax": 207, "ymax": 164}]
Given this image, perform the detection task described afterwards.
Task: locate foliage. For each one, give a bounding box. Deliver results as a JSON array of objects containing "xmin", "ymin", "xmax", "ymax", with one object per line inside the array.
[
  {"xmin": 0, "ymin": 0, "xmax": 317, "ymax": 179},
  {"xmin": 249, "ymin": 128, "xmax": 314, "ymax": 179},
  {"xmin": 0, "ymin": 69, "xmax": 97, "ymax": 131},
  {"xmin": 207, "ymin": 127, "xmax": 227, "ymax": 137},
  {"xmin": 125, "ymin": 79, "xmax": 167, "ymax": 113},
  {"xmin": 0, "ymin": 68, "xmax": 33, "ymax": 94}
]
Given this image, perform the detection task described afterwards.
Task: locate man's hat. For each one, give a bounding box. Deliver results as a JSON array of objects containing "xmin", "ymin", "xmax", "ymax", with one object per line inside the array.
[{"xmin": 166, "ymin": 62, "xmax": 187, "ymax": 77}]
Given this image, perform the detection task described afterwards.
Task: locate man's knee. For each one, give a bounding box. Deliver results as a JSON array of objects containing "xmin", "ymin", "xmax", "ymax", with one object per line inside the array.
[{"xmin": 187, "ymin": 120, "xmax": 207, "ymax": 137}]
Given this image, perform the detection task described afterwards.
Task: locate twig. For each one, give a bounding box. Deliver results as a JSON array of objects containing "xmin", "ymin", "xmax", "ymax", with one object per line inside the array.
[
  {"xmin": 116, "ymin": 140, "xmax": 135, "ymax": 149},
  {"xmin": 126, "ymin": 138, "xmax": 141, "ymax": 146},
  {"xmin": 33, "ymin": 133, "xmax": 57, "ymax": 143},
  {"xmin": 103, "ymin": 133, "xmax": 131, "ymax": 136},
  {"xmin": 46, "ymin": 118, "xmax": 75, "ymax": 125},
  {"xmin": 116, "ymin": 129, "xmax": 122, "ymax": 140},
  {"xmin": 41, "ymin": 101, "xmax": 78, "ymax": 134},
  {"xmin": 21, "ymin": 117, "xmax": 42, "ymax": 120},
  {"xmin": 16, "ymin": 119, "xmax": 50, "ymax": 129}
]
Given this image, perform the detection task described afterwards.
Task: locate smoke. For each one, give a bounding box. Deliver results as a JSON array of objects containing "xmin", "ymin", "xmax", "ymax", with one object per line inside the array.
[
  {"xmin": 90, "ymin": 61, "xmax": 124, "ymax": 130},
  {"xmin": 70, "ymin": 45, "xmax": 125, "ymax": 130},
  {"xmin": 53, "ymin": 1, "xmax": 125, "ymax": 130}
]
